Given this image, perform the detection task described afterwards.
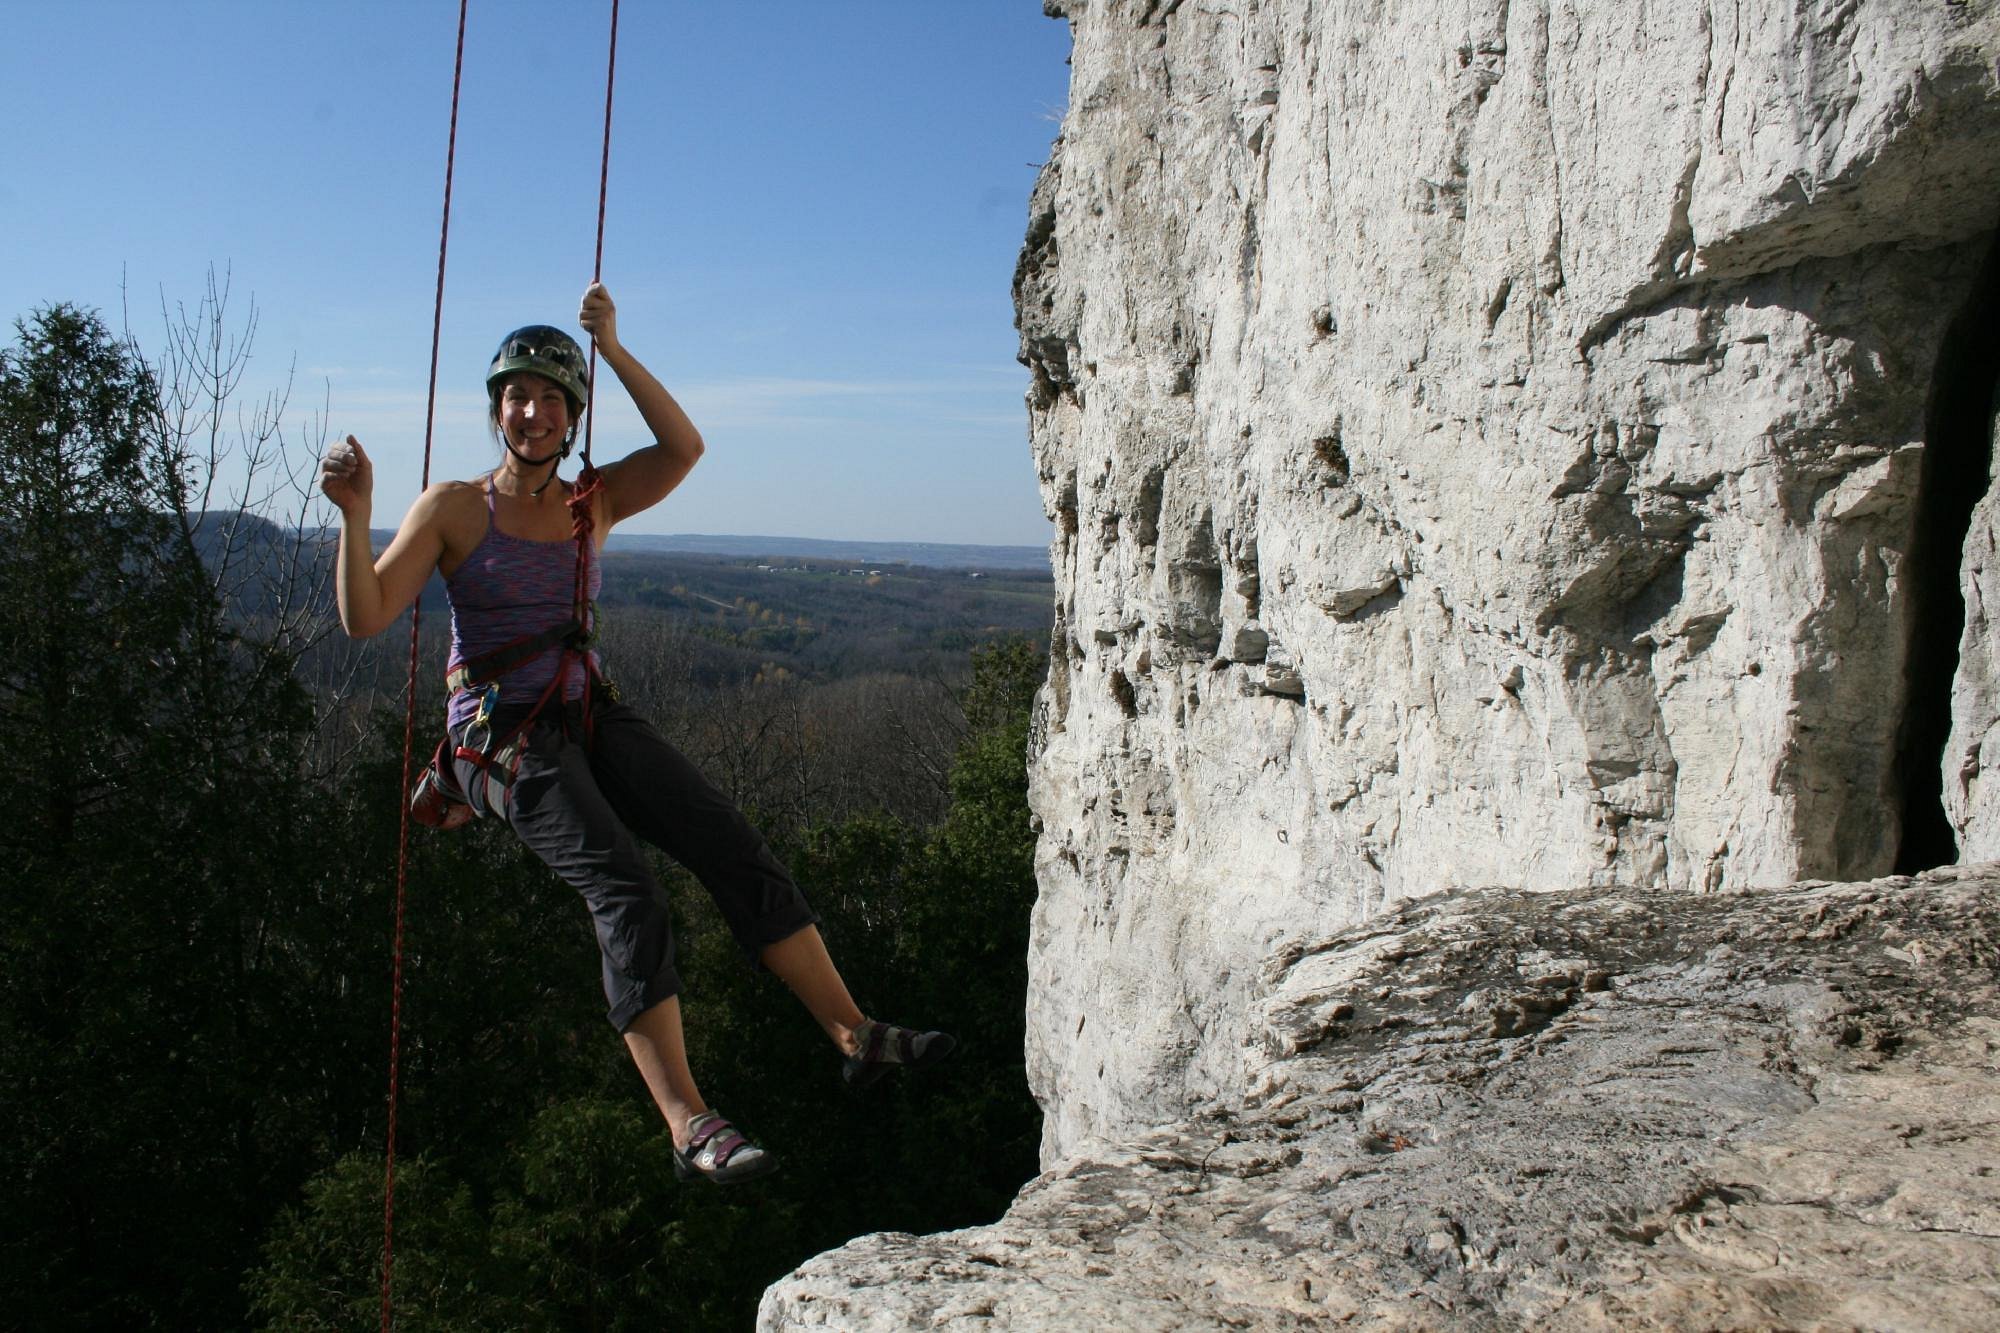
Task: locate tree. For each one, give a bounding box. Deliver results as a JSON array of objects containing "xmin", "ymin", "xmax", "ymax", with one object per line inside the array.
[
  {"xmin": 0, "ymin": 298, "xmax": 1050, "ymax": 1327},
  {"xmin": 0, "ymin": 302, "xmax": 330, "ymax": 1327},
  {"xmin": 0, "ymin": 304, "xmax": 178, "ymax": 848},
  {"xmin": 244, "ymin": 1152, "xmax": 503, "ymax": 1332}
]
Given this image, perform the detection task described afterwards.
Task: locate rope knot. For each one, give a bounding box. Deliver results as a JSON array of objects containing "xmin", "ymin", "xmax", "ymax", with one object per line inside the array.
[{"xmin": 568, "ymin": 463, "xmax": 605, "ymax": 543}]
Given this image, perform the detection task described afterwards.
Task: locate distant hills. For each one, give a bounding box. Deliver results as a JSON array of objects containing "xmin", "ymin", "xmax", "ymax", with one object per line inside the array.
[
  {"xmin": 358, "ymin": 527, "xmax": 1052, "ymax": 573},
  {"xmin": 224, "ymin": 515, "xmax": 1051, "ymax": 680},
  {"xmin": 610, "ymin": 532, "xmax": 1051, "ymax": 572}
]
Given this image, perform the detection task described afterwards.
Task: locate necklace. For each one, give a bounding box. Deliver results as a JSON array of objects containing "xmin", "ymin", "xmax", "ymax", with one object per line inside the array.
[{"xmin": 492, "ymin": 466, "xmax": 564, "ymax": 502}]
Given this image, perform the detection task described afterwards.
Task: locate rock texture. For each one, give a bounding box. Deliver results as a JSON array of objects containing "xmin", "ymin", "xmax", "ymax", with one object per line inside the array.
[
  {"xmin": 1018, "ymin": 0, "xmax": 2000, "ymax": 1156},
  {"xmin": 761, "ymin": 0, "xmax": 2000, "ymax": 1326},
  {"xmin": 762, "ymin": 868, "xmax": 2000, "ymax": 1330},
  {"xmin": 1945, "ymin": 321, "xmax": 2000, "ymax": 856}
]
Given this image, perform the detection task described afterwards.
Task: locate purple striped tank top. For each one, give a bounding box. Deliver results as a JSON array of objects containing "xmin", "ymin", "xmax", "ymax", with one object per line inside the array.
[{"xmin": 445, "ymin": 476, "xmax": 602, "ymax": 729}]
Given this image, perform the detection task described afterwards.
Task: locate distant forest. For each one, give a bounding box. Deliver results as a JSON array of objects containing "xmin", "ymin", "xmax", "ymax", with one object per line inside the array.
[
  {"xmin": 342, "ymin": 530, "xmax": 1053, "ymax": 684},
  {"xmin": 607, "ymin": 530, "xmax": 1052, "ymax": 571},
  {"xmin": 309, "ymin": 539, "xmax": 1055, "ymax": 831},
  {"xmin": 598, "ymin": 549, "xmax": 1053, "ymax": 680}
]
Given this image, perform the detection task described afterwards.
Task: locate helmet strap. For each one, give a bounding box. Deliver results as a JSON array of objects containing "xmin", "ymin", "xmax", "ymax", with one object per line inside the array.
[
  {"xmin": 494, "ymin": 411, "xmax": 579, "ymax": 497},
  {"xmin": 500, "ymin": 436, "xmax": 566, "ymax": 496}
]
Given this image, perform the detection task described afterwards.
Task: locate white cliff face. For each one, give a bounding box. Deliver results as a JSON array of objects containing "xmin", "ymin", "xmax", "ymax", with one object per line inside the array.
[{"xmin": 1017, "ymin": 0, "xmax": 2000, "ymax": 1158}]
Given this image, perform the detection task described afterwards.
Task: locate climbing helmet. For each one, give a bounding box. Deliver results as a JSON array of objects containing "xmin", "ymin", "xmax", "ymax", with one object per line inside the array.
[{"xmin": 486, "ymin": 325, "xmax": 589, "ymax": 413}]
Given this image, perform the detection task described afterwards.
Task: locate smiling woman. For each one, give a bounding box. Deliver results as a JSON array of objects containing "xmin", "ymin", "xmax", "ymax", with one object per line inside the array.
[
  {"xmin": 320, "ymin": 280, "xmax": 955, "ymax": 1190},
  {"xmin": 489, "ymin": 329, "xmax": 584, "ymax": 490}
]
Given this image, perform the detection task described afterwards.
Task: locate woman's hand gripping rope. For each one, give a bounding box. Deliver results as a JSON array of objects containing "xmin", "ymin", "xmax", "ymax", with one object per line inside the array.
[{"xmin": 578, "ymin": 281, "xmax": 619, "ymax": 353}]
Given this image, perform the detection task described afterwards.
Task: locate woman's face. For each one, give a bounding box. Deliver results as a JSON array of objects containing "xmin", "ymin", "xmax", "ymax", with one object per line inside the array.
[{"xmin": 495, "ymin": 372, "xmax": 572, "ymax": 460}]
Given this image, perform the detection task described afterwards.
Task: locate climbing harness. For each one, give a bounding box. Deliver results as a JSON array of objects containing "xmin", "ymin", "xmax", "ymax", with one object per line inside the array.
[
  {"xmin": 382, "ymin": 1, "xmax": 621, "ymax": 1327},
  {"xmin": 410, "ymin": 593, "xmax": 618, "ymax": 830}
]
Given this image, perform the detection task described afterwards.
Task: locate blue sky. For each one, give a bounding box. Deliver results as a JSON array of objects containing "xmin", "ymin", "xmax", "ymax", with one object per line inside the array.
[{"xmin": 3, "ymin": 2, "xmax": 1072, "ymax": 547}]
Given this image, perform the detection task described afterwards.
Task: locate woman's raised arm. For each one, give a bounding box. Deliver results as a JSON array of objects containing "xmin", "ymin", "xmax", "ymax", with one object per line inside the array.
[{"xmin": 577, "ymin": 283, "xmax": 706, "ymax": 528}]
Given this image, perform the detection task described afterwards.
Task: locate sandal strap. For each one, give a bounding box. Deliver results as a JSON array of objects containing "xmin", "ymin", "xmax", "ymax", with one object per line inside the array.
[
  {"xmin": 705, "ymin": 1129, "xmax": 749, "ymax": 1167},
  {"xmin": 859, "ymin": 1020, "xmax": 921, "ymax": 1064},
  {"xmin": 687, "ymin": 1115, "xmax": 748, "ymax": 1166}
]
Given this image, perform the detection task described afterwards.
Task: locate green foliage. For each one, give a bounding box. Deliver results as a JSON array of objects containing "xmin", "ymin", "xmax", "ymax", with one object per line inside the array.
[
  {"xmin": 250, "ymin": 1102, "xmax": 712, "ymax": 1331},
  {"xmin": 489, "ymin": 1099, "xmax": 684, "ymax": 1327},
  {"xmin": 0, "ymin": 304, "xmax": 178, "ymax": 848},
  {"xmin": 670, "ymin": 636, "xmax": 1048, "ymax": 1281},
  {"xmin": 246, "ymin": 1152, "xmax": 501, "ymax": 1332}
]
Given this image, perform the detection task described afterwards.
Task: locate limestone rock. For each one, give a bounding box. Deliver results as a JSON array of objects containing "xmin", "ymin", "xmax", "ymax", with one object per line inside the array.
[
  {"xmin": 761, "ymin": 869, "xmax": 2000, "ymax": 1330},
  {"xmin": 1945, "ymin": 341, "xmax": 2000, "ymax": 856},
  {"xmin": 1019, "ymin": 0, "xmax": 2000, "ymax": 1156}
]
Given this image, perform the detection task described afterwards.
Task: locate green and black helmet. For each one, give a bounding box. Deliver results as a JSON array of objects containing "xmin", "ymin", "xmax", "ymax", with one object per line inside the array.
[{"xmin": 486, "ymin": 324, "xmax": 590, "ymax": 414}]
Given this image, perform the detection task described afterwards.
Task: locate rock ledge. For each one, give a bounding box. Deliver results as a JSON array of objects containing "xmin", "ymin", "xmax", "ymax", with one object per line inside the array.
[{"xmin": 762, "ymin": 868, "xmax": 2000, "ymax": 1330}]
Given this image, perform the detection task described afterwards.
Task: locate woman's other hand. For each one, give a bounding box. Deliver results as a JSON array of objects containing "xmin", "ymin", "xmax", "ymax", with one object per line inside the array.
[
  {"xmin": 320, "ymin": 434, "xmax": 373, "ymax": 515},
  {"xmin": 579, "ymin": 282, "xmax": 619, "ymax": 352}
]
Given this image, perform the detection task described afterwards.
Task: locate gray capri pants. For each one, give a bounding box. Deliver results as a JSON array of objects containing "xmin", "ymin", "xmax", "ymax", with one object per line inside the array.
[{"xmin": 455, "ymin": 696, "xmax": 820, "ymax": 1032}]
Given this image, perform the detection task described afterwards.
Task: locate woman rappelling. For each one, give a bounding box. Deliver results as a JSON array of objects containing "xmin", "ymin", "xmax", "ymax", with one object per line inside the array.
[{"xmin": 319, "ymin": 281, "xmax": 953, "ymax": 1185}]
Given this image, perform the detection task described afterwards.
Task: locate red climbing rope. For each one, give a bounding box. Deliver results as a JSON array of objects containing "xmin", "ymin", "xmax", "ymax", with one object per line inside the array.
[
  {"xmin": 567, "ymin": 0, "xmax": 619, "ymax": 737},
  {"xmin": 383, "ymin": 2, "xmax": 467, "ymax": 1328},
  {"xmin": 580, "ymin": 0, "xmax": 620, "ymax": 476},
  {"xmin": 382, "ymin": 5, "xmax": 617, "ymax": 1325}
]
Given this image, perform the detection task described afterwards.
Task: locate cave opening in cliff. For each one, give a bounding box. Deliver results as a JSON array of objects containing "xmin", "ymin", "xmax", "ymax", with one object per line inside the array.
[{"xmin": 1895, "ymin": 221, "xmax": 2000, "ymax": 875}]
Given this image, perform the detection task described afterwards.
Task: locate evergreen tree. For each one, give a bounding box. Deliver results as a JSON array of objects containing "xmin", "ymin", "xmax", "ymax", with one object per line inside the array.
[
  {"xmin": 0, "ymin": 305, "xmax": 177, "ymax": 849},
  {"xmin": 0, "ymin": 305, "xmax": 321, "ymax": 1327}
]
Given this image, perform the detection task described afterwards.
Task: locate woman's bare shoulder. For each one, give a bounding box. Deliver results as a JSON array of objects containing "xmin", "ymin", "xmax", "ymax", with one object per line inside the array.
[
  {"xmin": 409, "ymin": 477, "xmax": 491, "ymax": 554},
  {"xmin": 416, "ymin": 477, "xmax": 489, "ymax": 515}
]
